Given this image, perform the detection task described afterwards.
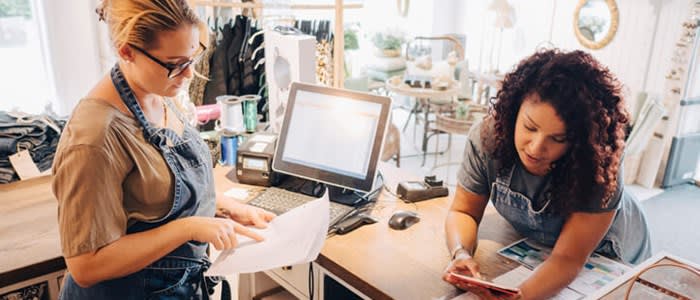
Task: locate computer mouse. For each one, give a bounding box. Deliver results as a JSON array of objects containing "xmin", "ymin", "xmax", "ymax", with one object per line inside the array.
[{"xmin": 388, "ymin": 210, "xmax": 420, "ymax": 230}]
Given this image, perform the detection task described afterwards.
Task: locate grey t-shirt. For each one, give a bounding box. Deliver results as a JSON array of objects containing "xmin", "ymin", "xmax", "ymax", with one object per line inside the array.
[{"xmin": 457, "ymin": 121, "xmax": 622, "ymax": 213}]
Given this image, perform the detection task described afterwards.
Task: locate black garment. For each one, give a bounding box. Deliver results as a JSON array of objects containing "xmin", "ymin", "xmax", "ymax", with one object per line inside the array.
[
  {"xmin": 225, "ymin": 16, "xmax": 246, "ymax": 97},
  {"xmin": 200, "ymin": 16, "xmax": 268, "ymax": 126},
  {"xmin": 203, "ymin": 20, "xmax": 233, "ymax": 106}
]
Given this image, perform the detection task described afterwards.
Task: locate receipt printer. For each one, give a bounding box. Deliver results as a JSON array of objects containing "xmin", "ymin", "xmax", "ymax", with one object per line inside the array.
[{"xmin": 236, "ymin": 133, "xmax": 277, "ymax": 186}]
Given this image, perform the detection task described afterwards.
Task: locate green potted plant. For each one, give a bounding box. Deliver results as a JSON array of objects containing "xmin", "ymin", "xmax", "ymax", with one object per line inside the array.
[{"xmin": 371, "ymin": 30, "xmax": 405, "ymax": 57}]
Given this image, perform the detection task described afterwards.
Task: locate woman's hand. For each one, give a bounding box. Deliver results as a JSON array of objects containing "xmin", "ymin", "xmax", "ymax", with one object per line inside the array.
[
  {"xmin": 217, "ymin": 196, "xmax": 276, "ymax": 228},
  {"xmin": 443, "ymin": 254, "xmax": 522, "ymax": 300},
  {"xmin": 182, "ymin": 216, "xmax": 264, "ymax": 251},
  {"xmin": 444, "ymin": 251, "xmax": 483, "ymax": 281}
]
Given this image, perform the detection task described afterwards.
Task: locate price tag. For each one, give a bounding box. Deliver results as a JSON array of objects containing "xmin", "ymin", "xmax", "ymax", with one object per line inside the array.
[{"xmin": 9, "ymin": 150, "xmax": 41, "ymax": 180}]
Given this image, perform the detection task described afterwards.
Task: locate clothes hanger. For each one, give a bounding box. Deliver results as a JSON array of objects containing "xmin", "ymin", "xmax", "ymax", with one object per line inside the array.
[
  {"xmin": 257, "ymin": 82, "xmax": 267, "ymax": 96},
  {"xmin": 248, "ymin": 29, "xmax": 265, "ymax": 45},
  {"xmin": 239, "ymin": 17, "xmax": 253, "ymax": 62},
  {"xmin": 251, "ymin": 43, "xmax": 265, "ymax": 60},
  {"xmin": 258, "ymin": 72, "xmax": 266, "ymax": 89},
  {"xmin": 253, "ymin": 58, "xmax": 265, "ymax": 70}
]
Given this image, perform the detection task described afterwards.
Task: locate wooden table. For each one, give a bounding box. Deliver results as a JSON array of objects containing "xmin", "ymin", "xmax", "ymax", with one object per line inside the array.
[
  {"xmin": 215, "ymin": 163, "xmax": 521, "ymax": 299},
  {"xmin": 0, "ymin": 176, "xmax": 64, "ymax": 287}
]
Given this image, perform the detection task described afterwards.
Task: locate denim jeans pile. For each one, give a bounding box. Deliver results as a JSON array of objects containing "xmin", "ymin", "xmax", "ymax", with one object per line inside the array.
[{"xmin": 0, "ymin": 111, "xmax": 65, "ymax": 183}]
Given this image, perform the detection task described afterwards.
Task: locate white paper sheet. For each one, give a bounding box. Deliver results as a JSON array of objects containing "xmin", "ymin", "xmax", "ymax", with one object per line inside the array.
[
  {"xmin": 206, "ymin": 191, "xmax": 330, "ymax": 275},
  {"xmin": 493, "ymin": 266, "xmax": 584, "ymax": 300},
  {"xmin": 223, "ymin": 187, "xmax": 250, "ymax": 200}
]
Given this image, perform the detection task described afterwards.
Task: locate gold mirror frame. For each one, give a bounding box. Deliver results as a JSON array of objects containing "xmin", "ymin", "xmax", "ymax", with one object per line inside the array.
[{"xmin": 574, "ymin": 0, "xmax": 619, "ymax": 50}]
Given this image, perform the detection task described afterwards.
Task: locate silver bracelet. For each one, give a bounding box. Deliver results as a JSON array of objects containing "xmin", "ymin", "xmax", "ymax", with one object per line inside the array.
[{"xmin": 451, "ymin": 244, "xmax": 471, "ymax": 260}]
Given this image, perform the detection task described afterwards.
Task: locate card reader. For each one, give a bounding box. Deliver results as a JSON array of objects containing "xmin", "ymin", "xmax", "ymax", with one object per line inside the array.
[{"xmin": 396, "ymin": 175, "xmax": 449, "ymax": 203}]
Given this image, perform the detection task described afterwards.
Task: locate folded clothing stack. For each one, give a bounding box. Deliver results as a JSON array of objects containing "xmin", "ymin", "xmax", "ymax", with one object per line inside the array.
[
  {"xmin": 0, "ymin": 111, "xmax": 65, "ymax": 183},
  {"xmin": 365, "ymin": 55, "xmax": 406, "ymax": 82}
]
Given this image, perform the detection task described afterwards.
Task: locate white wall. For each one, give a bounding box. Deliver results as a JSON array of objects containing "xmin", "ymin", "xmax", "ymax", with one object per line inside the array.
[
  {"xmin": 55, "ymin": 0, "xmax": 693, "ymax": 120},
  {"xmin": 42, "ymin": 0, "xmax": 102, "ymax": 115},
  {"xmin": 420, "ymin": 0, "xmax": 698, "ymax": 182},
  {"xmin": 448, "ymin": 0, "xmax": 689, "ymax": 114}
]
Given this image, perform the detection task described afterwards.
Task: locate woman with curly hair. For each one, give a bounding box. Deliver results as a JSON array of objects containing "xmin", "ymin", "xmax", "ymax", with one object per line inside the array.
[{"xmin": 443, "ymin": 49, "xmax": 651, "ymax": 299}]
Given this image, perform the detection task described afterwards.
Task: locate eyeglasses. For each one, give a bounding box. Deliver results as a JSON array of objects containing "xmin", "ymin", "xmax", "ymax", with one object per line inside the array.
[{"xmin": 130, "ymin": 42, "xmax": 207, "ymax": 79}]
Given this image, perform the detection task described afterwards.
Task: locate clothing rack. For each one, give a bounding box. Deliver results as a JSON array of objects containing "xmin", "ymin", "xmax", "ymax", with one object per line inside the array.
[{"xmin": 191, "ymin": 0, "xmax": 363, "ymax": 88}]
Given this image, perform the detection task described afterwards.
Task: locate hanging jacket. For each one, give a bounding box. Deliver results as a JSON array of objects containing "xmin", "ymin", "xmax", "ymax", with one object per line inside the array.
[
  {"xmin": 203, "ymin": 19, "xmax": 233, "ymax": 105},
  {"xmin": 225, "ymin": 16, "xmax": 246, "ymax": 96}
]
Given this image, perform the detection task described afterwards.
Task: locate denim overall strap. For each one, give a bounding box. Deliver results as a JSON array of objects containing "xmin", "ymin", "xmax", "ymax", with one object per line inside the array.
[
  {"xmin": 489, "ymin": 165, "xmax": 564, "ymax": 246},
  {"xmin": 109, "ymin": 64, "xmax": 189, "ymax": 150},
  {"xmin": 58, "ymin": 64, "xmax": 218, "ymax": 300},
  {"xmin": 110, "ymin": 65, "xmax": 162, "ymax": 143}
]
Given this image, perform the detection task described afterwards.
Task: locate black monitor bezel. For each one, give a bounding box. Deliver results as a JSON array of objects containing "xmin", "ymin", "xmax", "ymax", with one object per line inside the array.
[{"xmin": 272, "ymin": 82, "xmax": 391, "ymax": 193}]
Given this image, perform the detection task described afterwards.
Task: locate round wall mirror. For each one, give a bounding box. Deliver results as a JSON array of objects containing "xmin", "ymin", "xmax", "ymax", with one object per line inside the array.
[{"xmin": 574, "ymin": 0, "xmax": 619, "ymax": 49}]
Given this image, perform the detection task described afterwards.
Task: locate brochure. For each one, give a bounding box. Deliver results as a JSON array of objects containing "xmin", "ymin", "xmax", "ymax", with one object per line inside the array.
[{"xmin": 496, "ymin": 238, "xmax": 631, "ymax": 298}]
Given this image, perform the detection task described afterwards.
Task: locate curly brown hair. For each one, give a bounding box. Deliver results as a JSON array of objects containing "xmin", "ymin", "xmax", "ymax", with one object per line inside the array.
[{"xmin": 484, "ymin": 49, "xmax": 629, "ymax": 214}]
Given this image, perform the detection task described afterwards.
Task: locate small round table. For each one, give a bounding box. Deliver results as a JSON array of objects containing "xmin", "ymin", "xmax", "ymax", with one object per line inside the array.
[{"xmin": 385, "ymin": 75, "xmax": 460, "ymax": 166}]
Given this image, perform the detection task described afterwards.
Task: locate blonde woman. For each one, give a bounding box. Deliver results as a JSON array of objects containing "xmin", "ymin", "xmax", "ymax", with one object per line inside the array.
[{"xmin": 52, "ymin": 1, "xmax": 275, "ymax": 298}]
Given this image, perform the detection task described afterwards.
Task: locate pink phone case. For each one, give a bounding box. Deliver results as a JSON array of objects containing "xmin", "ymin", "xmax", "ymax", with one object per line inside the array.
[{"xmin": 448, "ymin": 272, "xmax": 520, "ymax": 295}]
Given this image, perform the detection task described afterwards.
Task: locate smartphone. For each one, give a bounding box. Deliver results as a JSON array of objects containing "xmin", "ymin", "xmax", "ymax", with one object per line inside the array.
[{"xmin": 447, "ymin": 272, "xmax": 520, "ymax": 295}]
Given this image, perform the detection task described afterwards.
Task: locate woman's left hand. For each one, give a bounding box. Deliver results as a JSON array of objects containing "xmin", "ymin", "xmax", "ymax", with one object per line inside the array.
[{"xmin": 218, "ymin": 197, "xmax": 276, "ymax": 228}]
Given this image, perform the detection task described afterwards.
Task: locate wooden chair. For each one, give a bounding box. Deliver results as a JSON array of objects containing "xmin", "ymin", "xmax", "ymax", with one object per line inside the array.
[{"xmin": 381, "ymin": 122, "xmax": 401, "ymax": 167}]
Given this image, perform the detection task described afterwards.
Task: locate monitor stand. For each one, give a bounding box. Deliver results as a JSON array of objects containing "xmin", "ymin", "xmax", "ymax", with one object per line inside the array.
[
  {"xmin": 327, "ymin": 185, "xmax": 366, "ymax": 206},
  {"xmin": 272, "ymin": 173, "xmax": 372, "ymax": 207}
]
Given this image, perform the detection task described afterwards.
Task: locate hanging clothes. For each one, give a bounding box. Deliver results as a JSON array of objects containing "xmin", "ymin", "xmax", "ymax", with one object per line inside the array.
[
  {"xmin": 239, "ymin": 18, "xmax": 267, "ymax": 121},
  {"xmin": 194, "ymin": 14, "xmax": 267, "ymax": 129},
  {"xmin": 295, "ymin": 19, "xmax": 334, "ymax": 86},
  {"xmin": 225, "ymin": 15, "xmax": 246, "ymax": 97},
  {"xmin": 203, "ymin": 19, "xmax": 234, "ymax": 106},
  {"xmin": 188, "ymin": 32, "xmax": 216, "ymax": 106}
]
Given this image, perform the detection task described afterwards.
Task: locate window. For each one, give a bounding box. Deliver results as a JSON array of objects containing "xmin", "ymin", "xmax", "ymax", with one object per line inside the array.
[{"xmin": 0, "ymin": 0, "xmax": 56, "ymax": 114}]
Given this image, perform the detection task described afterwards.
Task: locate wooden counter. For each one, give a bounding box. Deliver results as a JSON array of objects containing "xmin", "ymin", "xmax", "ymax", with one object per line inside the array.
[
  {"xmin": 0, "ymin": 176, "xmax": 64, "ymax": 287},
  {"xmin": 214, "ymin": 164, "xmax": 521, "ymax": 299},
  {"xmin": 1, "ymin": 165, "xmax": 521, "ymax": 299}
]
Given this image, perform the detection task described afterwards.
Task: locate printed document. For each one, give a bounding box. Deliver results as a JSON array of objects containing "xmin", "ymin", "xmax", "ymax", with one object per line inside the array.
[
  {"xmin": 494, "ymin": 238, "xmax": 630, "ymax": 299},
  {"xmin": 206, "ymin": 192, "xmax": 330, "ymax": 275}
]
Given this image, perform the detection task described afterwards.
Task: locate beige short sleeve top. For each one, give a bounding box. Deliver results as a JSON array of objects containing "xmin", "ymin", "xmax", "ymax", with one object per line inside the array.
[{"xmin": 52, "ymin": 98, "xmax": 175, "ymax": 258}]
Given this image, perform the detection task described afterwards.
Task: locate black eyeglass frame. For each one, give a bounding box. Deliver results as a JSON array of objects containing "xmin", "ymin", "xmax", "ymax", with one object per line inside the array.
[{"xmin": 130, "ymin": 42, "xmax": 207, "ymax": 79}]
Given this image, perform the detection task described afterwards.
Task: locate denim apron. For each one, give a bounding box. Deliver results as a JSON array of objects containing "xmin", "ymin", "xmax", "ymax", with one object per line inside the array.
[
  {"xmin": 59, "ymin": 64, "xmax": 217, "ymax": 299},
  {"xmin": 489, "ymin": 165, "xmax": 651, "ymax": 265}
]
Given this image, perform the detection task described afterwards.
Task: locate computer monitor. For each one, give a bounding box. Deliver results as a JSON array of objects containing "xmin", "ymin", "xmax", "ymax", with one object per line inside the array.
[{"xmin": 272, "ymin": 82, "xmax": 392, "ymax": 203}]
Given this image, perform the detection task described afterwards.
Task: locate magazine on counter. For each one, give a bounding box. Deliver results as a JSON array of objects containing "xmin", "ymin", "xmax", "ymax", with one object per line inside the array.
[{"xmin": 495, "ymin": 238, "xmax": 631, "ymax": 298}]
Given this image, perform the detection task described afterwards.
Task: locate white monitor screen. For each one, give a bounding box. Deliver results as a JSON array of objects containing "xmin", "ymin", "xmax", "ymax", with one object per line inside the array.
[{"xmin": 273, "ymin": 82, "xmax": 391, "ymax": 192}]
